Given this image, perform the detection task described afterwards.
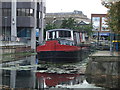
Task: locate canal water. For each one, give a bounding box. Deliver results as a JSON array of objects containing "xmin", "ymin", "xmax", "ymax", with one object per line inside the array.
[{"xmin": 0, "ymin": 54, "xmax": 119, "ymax": 89}]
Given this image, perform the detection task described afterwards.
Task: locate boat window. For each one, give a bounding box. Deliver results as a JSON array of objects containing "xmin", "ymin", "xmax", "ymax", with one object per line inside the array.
[
  {"xmin": 49, "ymin": 32, "xmax": 52, "ymax": 39},
  {"xmin": 59, "ymin": 40, "xmax": 75, "ymax": 46},
  {"xmin": 59, "ymin": 31, "xmax": 71, "ymax": 37},
  {"xmin": 48, "ymin": 31, "xmax": 57, "ymax": 40}
]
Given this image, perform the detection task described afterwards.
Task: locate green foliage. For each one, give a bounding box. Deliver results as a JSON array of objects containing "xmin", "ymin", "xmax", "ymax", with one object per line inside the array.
[
  {"xmin": 44, "ymin": 23, "xmax": 57, "ymax": 31},
  {"xmin": 105, "ymin": 1, "xmax": 120, "ymax": 34},
  {"xmin": 60, "ymin": 17, "xmax": 93, "ymax": 36},
  {"xmin": 60, "ymin": 17, "xmax": 77, "ymax": 29},
  {"xmin": 74, "ymin": 25, "xmax": 93, "ymax": 36},
  {"xmin": 44, "ymin": 23, "xmax": 57, "ymax": 39}
]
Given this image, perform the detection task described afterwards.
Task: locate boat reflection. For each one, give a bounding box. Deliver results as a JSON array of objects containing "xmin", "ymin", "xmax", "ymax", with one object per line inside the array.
[
  {"xmin": 36, "ymin": 72, "xmax": 80, "ymax": 88},
  {"xmin": 35, "ymin": 72, "xmax": 103, "ymax": 89}
]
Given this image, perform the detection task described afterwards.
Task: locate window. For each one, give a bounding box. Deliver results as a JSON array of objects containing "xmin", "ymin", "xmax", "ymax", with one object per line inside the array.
[
  {"xmin": 49, "ymin": 32, "xmax": 52, "ymax": 39},
  {"xmin": 2, "ymin": 9, "xmax": 11, "ymax": 16},
  {"xmin": 17, "ymin": 9, "xmax": 21, "ymax": 16},
  {"xmin": 7, "ymin": 9, "xmax": 11, "ymax": 16},
  {"xmin": 39, "ymin": 12, "xmax": 41, "ymax": 19},
  {"xmin": 17, "ymin": 9, "xmax": 34, "ymax": 16},
  {"xmin": 30, "ymin": 9, "xmax": 34, "ymax": 16},
  {"xmin": 21, "ymin": 9, "xmax": 26, "ymax": 16},
  {"xmin": 92, "ymin": 17, "xmax": 100, "ymax": 31},
  {"xmin": 59, "ymin": 31, "xmax": 71, "ymax": 37},
  {"xmin": 25, "ymin": 9, "xmax": 30, "ymax": 16}
]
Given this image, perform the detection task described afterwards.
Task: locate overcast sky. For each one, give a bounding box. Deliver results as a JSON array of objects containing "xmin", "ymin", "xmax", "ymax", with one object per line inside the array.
[{"xmin": 46, "ymin": 0, "xmax": 108, "ymax": 18}]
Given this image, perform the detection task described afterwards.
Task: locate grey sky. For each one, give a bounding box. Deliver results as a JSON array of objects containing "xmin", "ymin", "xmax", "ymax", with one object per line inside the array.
[{"xmin": 46, "ymin": 0, "xmax": 108, "ymax": 18}]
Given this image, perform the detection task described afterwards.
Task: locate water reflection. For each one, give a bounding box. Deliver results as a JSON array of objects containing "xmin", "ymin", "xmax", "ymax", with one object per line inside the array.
[
  {"xmin": 0, "ymin": 55, "xmax": 119, "ymax": 89},
  {"xmin": 86, "ymin": 75, "xmax": 120, "ymax": 89},
  {"xmin": 0, "ymin": 55, "xmax": 37, "ymax": 89},
  {"xmin": 36, "ymin": 72, "xmax": 103, "ymax": 89}
]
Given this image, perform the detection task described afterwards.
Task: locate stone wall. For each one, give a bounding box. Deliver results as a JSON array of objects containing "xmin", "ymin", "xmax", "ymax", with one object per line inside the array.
[
  {"xmin": 85, "ymin": 56, "xmax": 120, "ymax": 88},
  {"xmin": 86, "ymin": 56, "xmax": 120, "ymax": 75}
]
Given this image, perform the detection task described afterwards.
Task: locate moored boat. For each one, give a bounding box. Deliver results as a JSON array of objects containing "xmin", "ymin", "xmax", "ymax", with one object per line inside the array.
[{"xmin": 36, "ymin": 29, "xmax": 88, "ymax": 63}]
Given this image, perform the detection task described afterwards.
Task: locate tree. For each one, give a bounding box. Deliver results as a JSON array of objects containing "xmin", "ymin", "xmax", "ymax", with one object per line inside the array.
[
  {"xmin": 44, "ymin": 23, "xmax": 57, "ymax": 31},
  {"xmin": 60, "ymin": 17, "xmax": 93, "ymax": 36},
  {"xmin": 102, "ymin": 1, "xmax": 120, "ymax": 34},
  {"xmin": 44, "ymin": 23, "xmax": 57, "ymax": 39},
  {"xmin": 60, "ymin": 17, "xmax": 77, "ymax": 29},
  {"xmin": 108, "ymin": 2, "xmax": 120, "ymax": 34},
  {"xmin": 102, "ymin": 1, "xmax": 120, "ymax": 41}
]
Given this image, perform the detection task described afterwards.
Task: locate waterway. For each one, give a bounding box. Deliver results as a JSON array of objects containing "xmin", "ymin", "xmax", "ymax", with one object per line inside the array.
[{"xmin": 0, "ymin": 54, "xmax": 119, "ymax": 89}]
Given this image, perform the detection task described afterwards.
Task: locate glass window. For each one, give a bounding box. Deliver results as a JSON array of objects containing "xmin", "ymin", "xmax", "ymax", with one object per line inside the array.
[
  {"xmin": 7, "ymin": 9, "xmax": 11, "ymax": 16},
  {"xmin": 59, "ymin": 31, "xmax": 71, "ymax": 37},
  {"xmin": 39, "ymin": 12, "xmax": 41, "ymax": 19},
  {"xmin": 49, "ymin": 32, "xmax": 52, "ymax": 39},
  {"xmin": 3, "ymin": 9, "xmax": 7, "ymax": 16},
  {"xmin": 17, "ymin": 9, "xmax": 34, "ymax": 17},
  {"xmin": 21, "ymin": 9, "xmax": 25, "ymax": 16},
  {"xmin": 92, "ymin": 17, "xmax": 100, "ymax": 31},
  {"xmin": 17, "ymin": 9, "xmax": 21, "ymax": 16},
  {"xmin": 101, "ymin": 17, "xmax": 109, "ymax": 31},
  {"xmin": 30, "ymin": 9, "xmax": 34, "ymax": 16},
  {"xmin": 2, "ymin": 9, "xmax": 11, "ymax": 16},
  {"xmin": 25, "ymin": 9, "xmax": 30, "ymax": 16}
]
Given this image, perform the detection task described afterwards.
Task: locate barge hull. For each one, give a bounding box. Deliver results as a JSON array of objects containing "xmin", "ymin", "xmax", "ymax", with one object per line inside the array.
[{"xmin": 37, "ymin": 51, "xmax": 82, "ymax": 63}]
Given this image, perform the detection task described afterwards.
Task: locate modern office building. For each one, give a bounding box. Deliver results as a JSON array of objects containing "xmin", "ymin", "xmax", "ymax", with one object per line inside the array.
[{"xmin": 0, "ymin": 0, "xmax": 46, "ymax": 50}]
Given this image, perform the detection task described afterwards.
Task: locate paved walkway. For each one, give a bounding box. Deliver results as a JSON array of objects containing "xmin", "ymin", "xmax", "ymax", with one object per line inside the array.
[{"xmin": 91, "ymin": 51, "xmax": 120, "ymax": 56}]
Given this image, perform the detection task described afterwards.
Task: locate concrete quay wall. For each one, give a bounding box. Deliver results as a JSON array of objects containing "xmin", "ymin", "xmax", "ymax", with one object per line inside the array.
[
  {"xmin": 86, "ymin": 51, "xmax": 120, "ymax": 76},
  {"xmin": 0, "ymin": 41, "xmax": 34, "ymax": 54},
  {"xmin": 0, "ymin": 46, "xmax": 33, "ymax": 55}
]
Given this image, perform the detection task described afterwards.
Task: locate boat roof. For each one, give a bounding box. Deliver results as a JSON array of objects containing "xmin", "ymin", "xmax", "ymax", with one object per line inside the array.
[{"xmin": 46, "ymin": 29, "xmax": 74, "ymax": 32}]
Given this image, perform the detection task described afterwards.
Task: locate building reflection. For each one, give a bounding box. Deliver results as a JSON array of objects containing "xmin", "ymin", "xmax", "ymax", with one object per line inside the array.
[{"xmin": 1, "ymin": 55, "xmax": 36, "ymax": 89}]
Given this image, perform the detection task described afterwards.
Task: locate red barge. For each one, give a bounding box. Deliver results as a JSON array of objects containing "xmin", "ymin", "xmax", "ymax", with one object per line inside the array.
[{"xmin": 37, "ymin": 29, "xmax": 89, "ymax": 63}]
